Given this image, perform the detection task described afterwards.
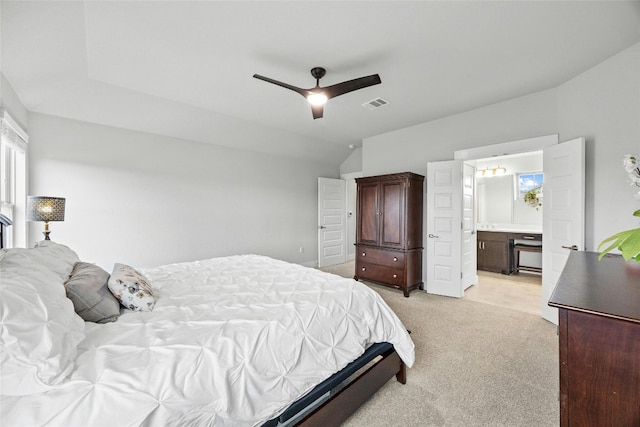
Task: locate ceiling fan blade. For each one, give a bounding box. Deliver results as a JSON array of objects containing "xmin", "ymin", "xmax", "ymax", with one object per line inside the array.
[
  {"xmin": 253, "ymin": 74, "xmax": 308, "ymax": 97},
  {"xmin": 323, "ymin": 74, "xmax": 381, "ymax": 100},
  {"xmin": 311, "ymin": 104, "xmax": 324, "ymax": 119}
]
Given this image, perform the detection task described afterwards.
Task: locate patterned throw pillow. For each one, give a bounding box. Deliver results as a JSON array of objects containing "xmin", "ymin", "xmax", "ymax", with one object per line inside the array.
[{"xmin": 107, "ymin": 263, "xmax": 156, "ymax": 312}]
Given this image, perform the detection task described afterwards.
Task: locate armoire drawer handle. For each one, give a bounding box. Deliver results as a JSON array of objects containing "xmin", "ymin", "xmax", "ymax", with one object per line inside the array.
[
  {"xmin": 362, "ymin": 267, "xmax": 366, "ymax": 271},
  {"xmin": 393, "ymin": 274, "xmax": 397, "ymax": 278},
  {"xmin": 362, "ymin": 252, "xmax": 366, "ymax": 256},
  {"xmin": 393, "ymin": 257, "xmax": 398, "ymax": 262}
]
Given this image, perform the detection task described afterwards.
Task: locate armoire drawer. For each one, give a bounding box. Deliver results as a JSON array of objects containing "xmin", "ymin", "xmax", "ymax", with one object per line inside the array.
[
  {"xmin": 357, "ymin": 262, "xmax": 405, "ymax": 286},
  {"xmin": 356, "ymin": 246, "xmax": 405, "ymax": 267}
]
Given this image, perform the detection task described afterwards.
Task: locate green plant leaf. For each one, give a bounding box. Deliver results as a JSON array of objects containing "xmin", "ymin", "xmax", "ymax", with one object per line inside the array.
[
  {"xmin": 597, "ymin": 228, "xmax": 640, "ymax": 260},
  {"xmin": 598, "ymin": 229, "xmax": 635, "ymax": 248},
  {"xmin": 619, "ymin": 230, "xmax": 640, "ymax": 260},
  {"xmin": 634, "ymin": 209, "xmax": 640, "ymax": 218},
  {"xmin": 598, "ymin": 240, "xmax": 622, "ymax": 260}
]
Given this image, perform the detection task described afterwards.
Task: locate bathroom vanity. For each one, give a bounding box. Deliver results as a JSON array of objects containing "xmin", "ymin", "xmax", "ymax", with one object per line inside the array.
[{"xmin": 476, "ymin": 229, "xmax": 542, "ymax": 274}]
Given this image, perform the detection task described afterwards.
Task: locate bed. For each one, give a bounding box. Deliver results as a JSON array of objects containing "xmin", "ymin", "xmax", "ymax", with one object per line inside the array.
[{"xmin": 1, "ymin": 241, "xmax": 414, "ymax": 426}]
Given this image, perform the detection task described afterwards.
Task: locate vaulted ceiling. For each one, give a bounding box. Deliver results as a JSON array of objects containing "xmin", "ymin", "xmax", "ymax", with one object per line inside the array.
[{"xmin": 2, "ymin": 1, "xmax": 639, "ymax": 164}]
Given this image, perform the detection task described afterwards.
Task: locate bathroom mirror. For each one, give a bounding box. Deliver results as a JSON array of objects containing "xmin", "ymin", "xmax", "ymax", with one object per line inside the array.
[{"xmin": 477, "ymin": 175, "xmax": 513, "ymax": 225}]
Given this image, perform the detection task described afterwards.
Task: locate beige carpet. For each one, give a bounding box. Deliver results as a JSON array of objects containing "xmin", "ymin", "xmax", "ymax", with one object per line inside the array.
[{"xmin": 319, "ymin": 262, "xmax": 559, "ymax": 427}]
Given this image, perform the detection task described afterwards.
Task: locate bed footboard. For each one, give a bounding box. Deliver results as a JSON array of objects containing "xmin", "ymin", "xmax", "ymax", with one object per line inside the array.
[{"xmin": 295, "ymin": 347, "xmax": 405, "ymax": 427}]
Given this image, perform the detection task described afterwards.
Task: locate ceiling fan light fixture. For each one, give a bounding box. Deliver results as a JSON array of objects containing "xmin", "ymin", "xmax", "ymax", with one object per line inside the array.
[
  {"xmin": 307, "ymin": 92, "xmax": 328, "ymax": 106},
  {"xmin": 253, "ymin": 67, "xmax": 381, "ymax": 119}
]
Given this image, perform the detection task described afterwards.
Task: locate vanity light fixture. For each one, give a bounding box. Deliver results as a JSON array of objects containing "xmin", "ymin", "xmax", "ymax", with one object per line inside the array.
[
  {"xmin": 493, "ymin": 166, "xmax": 506, "ymax": 176},
  {"xmin": 477, "ymin": 166, "xmax": 507, "ymax": 177}
]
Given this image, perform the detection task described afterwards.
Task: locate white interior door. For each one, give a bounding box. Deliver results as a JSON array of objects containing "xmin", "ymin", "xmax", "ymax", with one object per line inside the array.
[
  {"xmin": 462, "ymin": 163, "xmax": 477, "ymax": 290},
  {"xmin": 318, "ymin": 177, "xmax": 347, "ymax": 268},
  {"xmin": 541, "ymin": 138, "xmax": 585, "ymax": 324},
  {"xmin": 426, "ymin": 160, "xmax": 463, "ymax": 297}
]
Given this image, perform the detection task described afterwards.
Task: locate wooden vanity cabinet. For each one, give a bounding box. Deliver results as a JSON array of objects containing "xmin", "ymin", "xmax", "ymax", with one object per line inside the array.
[
  {"xmin": 476, "ymin": 231, "xmax": 509, "ymax": 274},
  {"xmin": 548, "ymin": 252, "xmax": 640, "ymax": 426},
  {"xmin": 354, "ymin": 172, "xmax": 424, "ymax": 297}
]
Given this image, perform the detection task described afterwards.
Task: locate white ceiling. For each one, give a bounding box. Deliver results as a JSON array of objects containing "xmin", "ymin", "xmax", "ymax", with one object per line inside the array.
[{"xmin": 2, "ymin": 1, "xmax": 639, "ymax": 164}]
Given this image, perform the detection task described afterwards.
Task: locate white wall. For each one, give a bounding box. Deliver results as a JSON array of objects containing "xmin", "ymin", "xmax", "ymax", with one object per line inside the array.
[
  {"xmin": 362, "ymin": 42, "xmax": 640, "ymax": 253},
  {"xmin": 340, "ymin": 171, "xmax": 362, "ymax": 261},
  {"xmin": 363, "ymin": 88, "xmax": 558, "ymax": 176},
  {"xmin": 28, "ymin": 113, "xmax": 339, "ymax": 270},
  {"xmin": 557, "ymin": 42, "xmax": 640, "ymax": 250},
  {"xmin": 340, "ymin": 147, "xmax": 363, "ymax": 174},
  {"xmin": 1, "ymin": 73, "xmax": 29, "ymax": 131}
]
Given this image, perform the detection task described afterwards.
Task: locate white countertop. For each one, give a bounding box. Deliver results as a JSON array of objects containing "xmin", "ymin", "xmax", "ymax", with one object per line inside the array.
[{"xmin": 477, "ymin": 225, "xmax": 542, "ymax": 234}]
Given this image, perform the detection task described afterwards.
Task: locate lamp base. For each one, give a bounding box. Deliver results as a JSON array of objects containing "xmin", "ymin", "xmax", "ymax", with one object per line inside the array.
[{"xmin": 43, "ymin": 221, "xmax": 51, "ymax": 240}]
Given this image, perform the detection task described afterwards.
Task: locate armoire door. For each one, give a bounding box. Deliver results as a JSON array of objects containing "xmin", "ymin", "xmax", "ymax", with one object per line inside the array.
[
  {"xmin": 380, "ymin": 179, "xmax": 405, "ymax": 248},
  {"xmin": 357, "ymin": 181, "xmax": 379, "ymax": 245}
]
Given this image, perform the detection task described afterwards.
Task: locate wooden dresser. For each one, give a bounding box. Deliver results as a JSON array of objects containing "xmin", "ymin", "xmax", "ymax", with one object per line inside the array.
[
  {"xmin": 548, "ymin": 251, "xmax": 640, "ymax": 426},
  {"xmin": 354, "ymin": 172, "xmax": 424, "ymax": 297}
]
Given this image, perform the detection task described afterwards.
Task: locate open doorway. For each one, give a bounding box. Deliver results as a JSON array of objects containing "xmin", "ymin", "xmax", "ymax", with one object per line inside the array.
[
  {"xmin": 428, "ymin": 135, "xmax": 553, "ymax": 308},
  {"xmin": 450, "ymin": 134, "xmax": 585, "ymax": 324},
  {"xmin": 466, "ymin": 150, "xmax": 543, "ymax": 315}
]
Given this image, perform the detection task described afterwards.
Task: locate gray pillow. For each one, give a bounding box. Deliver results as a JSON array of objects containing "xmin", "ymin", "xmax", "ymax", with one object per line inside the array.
[{"xmin": 64, "ymin": 262, "xmax": 120, "ymax": 323}]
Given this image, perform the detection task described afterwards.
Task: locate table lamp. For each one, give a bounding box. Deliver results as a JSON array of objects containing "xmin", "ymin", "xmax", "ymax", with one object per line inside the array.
[{"xmin": 27, "ymin": 196, "xmax": 65, "ymax": 240}]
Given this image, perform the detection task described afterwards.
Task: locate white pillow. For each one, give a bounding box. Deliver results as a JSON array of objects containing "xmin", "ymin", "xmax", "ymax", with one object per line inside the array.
[
  {"xmin": 108, "ymin": 263, "xmax": 156, "ymax": 312},
  {"xmin": 0, "ymin": 242, "xmax": 85, "ymax": 396}
]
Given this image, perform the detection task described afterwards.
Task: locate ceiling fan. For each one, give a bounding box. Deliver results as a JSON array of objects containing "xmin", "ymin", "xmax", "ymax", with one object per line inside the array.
[{"xmin": 252, "ymin": 67, "xmax": 381, "ymax": 119}]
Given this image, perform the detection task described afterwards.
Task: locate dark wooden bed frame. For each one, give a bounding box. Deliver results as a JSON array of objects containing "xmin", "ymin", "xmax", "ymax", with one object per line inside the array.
[
  {"xmin": 0, "ymin": 213, "xmax": 12, "ymax": 249},
  {"xmin": 295, "ymin": 347, "xmax": 406, "ymax": 426}
]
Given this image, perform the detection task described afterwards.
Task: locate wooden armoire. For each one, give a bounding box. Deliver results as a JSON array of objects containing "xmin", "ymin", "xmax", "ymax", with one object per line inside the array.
[{"xmin": 354, "ymin": 172, "xmax": 424, "ymax": 297}]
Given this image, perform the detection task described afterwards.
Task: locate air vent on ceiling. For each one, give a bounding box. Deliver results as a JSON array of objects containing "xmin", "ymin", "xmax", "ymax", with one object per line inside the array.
[{"xmin": 362, "ymin": 97, "xmax": 389, "ymax": 110}]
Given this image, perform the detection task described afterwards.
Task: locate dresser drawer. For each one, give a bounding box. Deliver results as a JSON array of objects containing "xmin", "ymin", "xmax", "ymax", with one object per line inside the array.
[
  {"xmin": 357, "ymin": 262, "xmax": 405, "ymax": 286},
  {"xmin": 356, "ymin": 246, "xmax": 405, "ymax": 267}
]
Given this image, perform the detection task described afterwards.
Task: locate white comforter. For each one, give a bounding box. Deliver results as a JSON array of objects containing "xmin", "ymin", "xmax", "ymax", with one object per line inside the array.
[{"xmin": 3, "ymin": 255, "xmax": 414, "ymax": 427}]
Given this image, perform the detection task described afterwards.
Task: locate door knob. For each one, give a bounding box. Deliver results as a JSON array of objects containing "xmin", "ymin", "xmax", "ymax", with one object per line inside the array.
[
  {"xmin": 562, "ymin": 245, "xmax": 579, "ymax": 251},
  {"xmin": 319, "ymin": 225, "xmax": 327, "ymax": 229},
  {"xmin": 428, "ymin": 234, "xmax": 439, "ymax": 238}
]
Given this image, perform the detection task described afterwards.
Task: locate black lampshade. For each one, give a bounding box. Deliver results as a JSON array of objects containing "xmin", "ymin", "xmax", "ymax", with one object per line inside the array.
[
  {"xmin": 27, "ymin": 196, "xmax": 66, "ymax": 222},
  {"xmin": 27, "ymin": 196, "xmax": 66, "ymax": 240}
]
